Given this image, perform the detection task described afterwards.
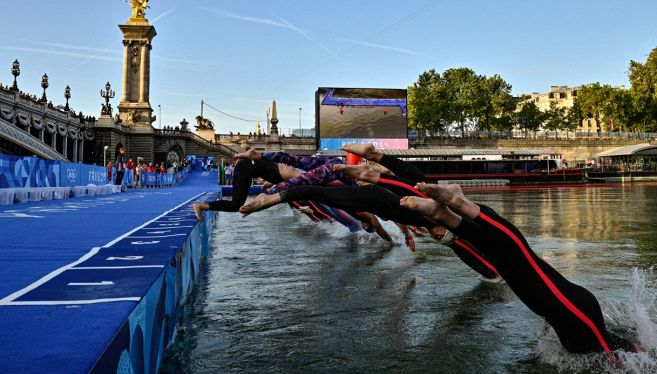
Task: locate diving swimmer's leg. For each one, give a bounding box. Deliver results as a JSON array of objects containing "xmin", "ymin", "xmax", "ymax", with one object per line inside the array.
[{"xmin": 332, "ymin": 163, "xmax": 380, "ymax": 184}]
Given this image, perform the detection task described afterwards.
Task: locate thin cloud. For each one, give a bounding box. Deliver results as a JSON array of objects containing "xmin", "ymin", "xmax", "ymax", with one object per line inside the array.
[
  {"xmin": 200, "ymin": 7, "xmax": 340, "ymax": 59},
  {"xmin": 70, "ymin": 8, "xmax": 175, "ymax": 71},
  {"xmin": 0, "ymin": 45, "xmax": 121, "ymax": 62},
  {"xmin": 200, "ymin": 7, "xmax": 290, "ymax": 29},
  {"xmin": 150, "ymin": 8, "xmax": 176, "ymax": 24},
  {"xmin": 14, "ymin": 39, "xmax": 122, "ymax": 55},
  {"xmin": 270, "ymin": 12, "xmax": 340, "ymax": 60},
  {"xmin": 340, "ymin": 39, "xmax": 424, "ymax": 56}
]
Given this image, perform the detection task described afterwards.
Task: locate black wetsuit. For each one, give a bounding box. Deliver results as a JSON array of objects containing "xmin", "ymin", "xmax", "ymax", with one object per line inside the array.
[
  {"xmin": 207, "ymin": 159, "xmax": 284, "ymax": 212},
  {"xmin": 280, "ymin": 184, "xmax": 436, "ymax": 228},
  {"xmin": 373, "ymin": 156, "xmax": 499, "ymax": 280},
  {"xmin": 454, "ymin": 204, "xmax": 635, "ymax": 354}
]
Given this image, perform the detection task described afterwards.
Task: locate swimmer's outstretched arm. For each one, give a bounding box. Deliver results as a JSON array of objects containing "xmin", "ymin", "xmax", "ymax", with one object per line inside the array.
[
  {"xmin": 354, "ymin": 212, "xmax": 392, "ymax": 243},
  {"xmin": 395, "ymin": 223, "xmax": 415, "ymax": 251}
]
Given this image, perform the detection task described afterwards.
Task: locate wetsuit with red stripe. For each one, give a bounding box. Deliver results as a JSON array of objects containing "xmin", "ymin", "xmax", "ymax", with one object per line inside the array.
[
  {"xmin": 454, "ymin": 204, "xmax": 635, "ymax": 354},
  {"xmin": 369, "ymin": 157, "xmax": 499, "ymax": 280},
  {"xmin": 279, "ymin": 184, "xmax": 437, "ymax": 229}
]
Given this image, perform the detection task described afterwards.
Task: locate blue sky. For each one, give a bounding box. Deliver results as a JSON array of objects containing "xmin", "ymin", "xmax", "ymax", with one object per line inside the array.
[{"xmin": 2, "ymin": 0, "xmax": 657, "ymax": 134}]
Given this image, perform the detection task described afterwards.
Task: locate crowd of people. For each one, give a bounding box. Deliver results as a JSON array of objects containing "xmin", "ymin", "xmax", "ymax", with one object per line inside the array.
[
  {"xmin": 108, "ymin": 147, "xmax": 178, "ymax": 189},
  {"xmin": 192, "ymin": 143, "xmax": 644, "ymax": 366}
]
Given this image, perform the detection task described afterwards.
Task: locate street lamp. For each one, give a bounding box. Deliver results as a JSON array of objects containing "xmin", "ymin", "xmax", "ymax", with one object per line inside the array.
[
  {"xmin": 103, "ymin": 145, "xmax": 109, "ymax": 167},
  {"xmin": 100, "ymin": 82, "xmax": 115, "ymax": 115},
  {"xmin": 64, "ymin": 85, "xmax": 71, "ymax": 111},
  {"xmin": 40, "ymin": 73, "xmax": 49, "ymax": 103},
  {"xmin": 10, "ymin": 59, "xmax": 20, "ymax": 92},
  {"xmin": 298, "ymin": 107, "xmax": 302, "ymax": 137},
  {"xmin": 158, "ymin": 104, "xmax": 162, "ymax": 129}
]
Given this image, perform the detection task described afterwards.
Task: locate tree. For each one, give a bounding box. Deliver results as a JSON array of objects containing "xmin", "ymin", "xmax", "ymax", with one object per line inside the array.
[
  {"xmin": 515, "ymin": 101, "xmax": 544, "ymax": 136},
  {"xmin": 604, "ymin": 89, "xmax": 635, "ymax": 132},
  {"xmin": 442, "ymin": 67, "xmax": 482, "ymax": 137},
  {"xmin": 407, "ymin": 69, "xmax": 447, "ymax": 132},
  {"xmin": 576, "ymin": 83, "xmax": 615, "ymax": 131},
  {"xmin": 544, "ymin": 102, "xmax": 566, "ymax": 137},
  {"xmin": 408, "ymin": 67, "xmax": 514, "ymax": 136},
  {"xmin": 563, "ymin": 101, "xmax": 584, "ymax": 138},
  {"xmin": 628, "ymin": 46, "xmax": 657, "ymax": 131},
  {"xmin": 478, "ymin": 74, "xmax": 515, "ymax": 131}
]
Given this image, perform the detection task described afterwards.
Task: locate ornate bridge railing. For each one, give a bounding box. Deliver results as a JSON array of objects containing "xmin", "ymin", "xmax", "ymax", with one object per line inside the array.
[{"xmin": 0, "ymin": 85, "xmax": 92, "ymax": 162}]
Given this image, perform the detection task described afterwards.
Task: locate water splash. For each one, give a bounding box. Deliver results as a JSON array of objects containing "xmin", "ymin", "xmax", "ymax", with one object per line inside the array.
[{"xmin": 536, "ymin": 267, "xmax": 657, "ymax": 373}]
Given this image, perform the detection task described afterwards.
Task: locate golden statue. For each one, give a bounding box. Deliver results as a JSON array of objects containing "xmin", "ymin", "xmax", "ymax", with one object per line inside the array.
[{"xmin": 127, "ymin": 0, "xmax": 149, "ymax": 19}]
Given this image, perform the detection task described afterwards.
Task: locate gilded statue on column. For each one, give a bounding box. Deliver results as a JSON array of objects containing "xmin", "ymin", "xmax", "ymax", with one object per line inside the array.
[{"xmin": 127, "ymin": 0, "xmax": 149, "ymax": 19}]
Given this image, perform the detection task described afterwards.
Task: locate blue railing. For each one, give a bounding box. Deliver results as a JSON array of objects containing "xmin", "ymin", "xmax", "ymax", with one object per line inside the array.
[{"xmin": 1, "ymin": 152, "xmax": 190, "ymax": 189}]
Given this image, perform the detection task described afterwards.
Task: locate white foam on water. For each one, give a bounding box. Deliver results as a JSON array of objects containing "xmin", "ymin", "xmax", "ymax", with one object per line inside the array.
[{"xmin": 535, "ymin": 267, "xmax": 657, "ymax": 373}]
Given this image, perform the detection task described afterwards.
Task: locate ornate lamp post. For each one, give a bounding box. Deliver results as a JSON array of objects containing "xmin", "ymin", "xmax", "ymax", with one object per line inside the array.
[
  {"xmin": 10, "ymin": 59, "xmax": 20, "ymax": 92},
  {"xmin": 100, "ymin": 81, "xmax": 115, "ymax": 115},
  {"xmin": 40, "ymin": 73, "xmax": 49, "ymax": 103},
  {"xmin": 64, "ymin": 85, "xmax": 71, "ymax": 111}
]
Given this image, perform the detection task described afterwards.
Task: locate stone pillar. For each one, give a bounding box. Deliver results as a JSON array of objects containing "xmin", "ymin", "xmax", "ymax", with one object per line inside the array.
[
  {"xmin": 121, "ymin": 41, "xmax": 129, "ymax": 101},
  {"xmin": 39, "ymin": 129, "xmax": 44, "ymax": 142},
  {"xmin": 118, "ymin": 21, "xmax": 156, "ymax": 128},
  {"xmin": 51, "ymin": 132, "xmax": 56, "ymax": 152},
  {"xmin": 139, "ymin": 42, "xmax": 147, "ymax": 103},
  {"xmin": 72, "ymin": 137, "xmax": 78, "ymax": 163},
  {"xmin": 63, "ymin": 134, "xmax": 68, "ymax": 159},
  {"xmin": 79, "ymin": 139, "xmax": 84, "ymax": 163}
]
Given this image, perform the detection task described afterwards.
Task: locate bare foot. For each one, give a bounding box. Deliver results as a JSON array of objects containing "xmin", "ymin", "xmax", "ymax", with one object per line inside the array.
[
  {"xmin": 239, "ymin": 193, "xmax": 281, "ymax": 216},
  {"xmin": 332, "ymin": 163, "xmax": 380, "ymax": 183},
  {"xmin": 234, "ymin": 148, "xmax": 261, "ymax": 160},
  {"xmin": 399, "ymin": 196, "xmax": 443, "ymax": 223},
  {"xmin": 340, "ymin": 143, "xmax": 375, "ymax": 156},
  {"xmin": 415, "ymin": 183, "xmax": 480, "ymax": 219},
  {"xmin": 368, "ymin": 162, "xmax": 392, "ymax": 175},
  {"xmin": 193, "ymin": 202, "xmax": 208, "ymax": 221},
  {"xmin": 340, "ymin": 143, "xmax": 382, "ymax": 161},
  {"xmin": 415, "ymin": 183, "xmax": 463, "ymax": 206}
]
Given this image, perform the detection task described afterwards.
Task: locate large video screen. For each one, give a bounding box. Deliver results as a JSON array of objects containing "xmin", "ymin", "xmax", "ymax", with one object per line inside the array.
[{"xmin": 315, "ymin": 87, "xmax": 408, "ymax": 150}]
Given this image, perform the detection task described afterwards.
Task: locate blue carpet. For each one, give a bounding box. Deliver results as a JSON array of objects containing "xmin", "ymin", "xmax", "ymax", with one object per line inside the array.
[{"xmin": 0, "ymin": 171, "xmax": 220, "ymax": 373}]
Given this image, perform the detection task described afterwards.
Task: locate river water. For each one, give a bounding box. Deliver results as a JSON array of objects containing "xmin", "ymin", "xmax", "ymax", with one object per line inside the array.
[{"xmin": 162, "ymin": 183, "xmax": 657, "ymax": 373}]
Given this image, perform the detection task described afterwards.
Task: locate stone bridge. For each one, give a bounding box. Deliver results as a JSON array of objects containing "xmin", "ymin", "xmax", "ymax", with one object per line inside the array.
[{"xmin": 0, "ymin": 85, "xmax": 91, "ymax": 162}]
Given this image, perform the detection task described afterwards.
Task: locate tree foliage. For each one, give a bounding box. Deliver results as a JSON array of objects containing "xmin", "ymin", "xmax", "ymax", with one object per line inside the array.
[
  {"xmin": 628, "ymin": 46, "xmax": 657, "ymax": 131},
  {"xmin": 407, "ymin": 68, "xmax": 514, "ymax": 134},
  {"xmin": 409, "ymin": 45, "xmax": 657, "ymax": 134}
]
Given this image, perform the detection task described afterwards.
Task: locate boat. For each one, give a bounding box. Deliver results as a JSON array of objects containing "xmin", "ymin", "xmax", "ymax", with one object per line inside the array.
[
  {"xmin": 406, "ymin": 155, "xmax": 585, "ymax": 185},
  {"xmin": 584, "ymin": 143, "xmax": 657, "ymax": 183},
  {"xmin": 317, "ymin": 148, "xmax": 586, "ymax": 185}
]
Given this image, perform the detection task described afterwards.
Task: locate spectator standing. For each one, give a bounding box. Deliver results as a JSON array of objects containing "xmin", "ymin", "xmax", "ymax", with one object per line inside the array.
[
  {"xmin": 135, "ymin": 162, "xmax": 141, "ymax": 188},
  {"xmin": 225, "ymin": 161, "xmax": 234, "ymax": 185},
  {"xmin": 107, "ymin": 161, "xmax": 113, "ymax": 182},
  {"xmin": 114, "ymin": 147, "xmax": 126, "ymax": 186},
  {"xmin": 126, "ymin": 158, "xmax": 135, "ymax": 187}
]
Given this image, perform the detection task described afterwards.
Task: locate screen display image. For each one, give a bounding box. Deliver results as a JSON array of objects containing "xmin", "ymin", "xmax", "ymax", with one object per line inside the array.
[{"xmin": 316, "ymin": 87, "xmax": 408, "ymax": 149}]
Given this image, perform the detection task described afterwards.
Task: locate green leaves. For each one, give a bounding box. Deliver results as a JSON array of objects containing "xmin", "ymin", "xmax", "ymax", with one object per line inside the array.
[{"xmin": 407, "ymin": 68, "xmax": 514, "ymax": 134}]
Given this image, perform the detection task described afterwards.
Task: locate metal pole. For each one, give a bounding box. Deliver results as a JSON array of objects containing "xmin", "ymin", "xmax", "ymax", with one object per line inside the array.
[
  {"xmin": 201, "ymin": 100, "xmax": 204, "ymax": 119},
  {"xmin": 298, "ymin": 107, "xmax": 302, "ymax": 137},
  {"xmin": 158, "ymin": 104, "xmax": 162, "ymax": 129}
]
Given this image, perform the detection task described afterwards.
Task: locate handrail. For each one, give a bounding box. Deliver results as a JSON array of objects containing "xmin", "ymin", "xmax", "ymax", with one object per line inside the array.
[{"xmin": 154, "ymin": 128, "xmax": 237, "ymax": 155}]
